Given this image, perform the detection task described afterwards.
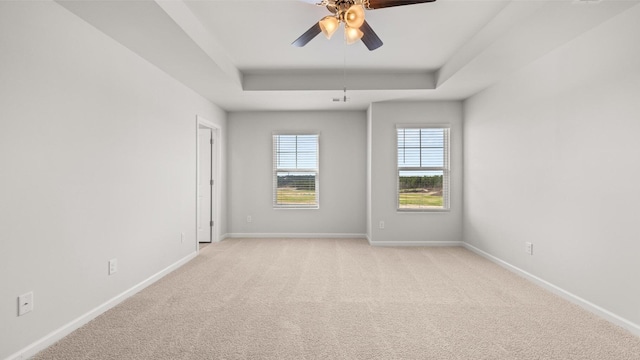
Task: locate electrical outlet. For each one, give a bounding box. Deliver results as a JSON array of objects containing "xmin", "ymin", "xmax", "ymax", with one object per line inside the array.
[
  {"xmin": 18, "ymin": 292, "xmax": 33, "ymax": 316},
  {"xmin": 379, "ymin": 221, "xmax": 385, "ymax": 229},
  {"xmin": 108, "ymin": 258, "xmax": 118, "ymax": 275},
  {"xmin": 526, "ymin": 242, "xmax": 533, "ymax": 255},
  {"xmin": 247, "ymin": 216, "xmax": 252, "ymax": 223}
]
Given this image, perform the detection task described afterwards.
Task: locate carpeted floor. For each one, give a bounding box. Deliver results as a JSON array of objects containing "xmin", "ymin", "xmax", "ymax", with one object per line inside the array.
[{"xmin": 35, "ymin": 238, "xmax": 640, "ymax": 359}]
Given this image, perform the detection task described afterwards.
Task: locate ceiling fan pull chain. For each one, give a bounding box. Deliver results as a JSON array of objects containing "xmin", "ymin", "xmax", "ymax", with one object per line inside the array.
[{"xmin": 343, "ymin": 32, "xmax": 348, "ymax": 102}]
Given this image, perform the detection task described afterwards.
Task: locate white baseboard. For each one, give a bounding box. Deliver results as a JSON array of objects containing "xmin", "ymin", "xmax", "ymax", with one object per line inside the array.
[
  {"xmin": 462, "ymin": 243, "xmax": 640, "ymax": 337},
  {"xmin": 6, "ymin": 251, "xmax": 198, "ymax": 360},
  {"xmin": 370, "ymin": 240, "xmax": 463, "ymax": 247},
  {"xmin": 226, "ymin": 233, "xmax": 367, "ymax": 239}
]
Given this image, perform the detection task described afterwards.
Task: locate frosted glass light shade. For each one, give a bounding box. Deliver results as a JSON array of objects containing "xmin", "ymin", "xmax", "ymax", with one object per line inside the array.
[
  {"xmin": 344, "ymin": 5, "xmax": 365, "ymax": 29},
  {"xmin": 319, "ymin": 16, "xmax": 339, "ymax": 39},
  {"xmin": 345, "ymin": 25, "xmax": 364, "ymax": 44}
]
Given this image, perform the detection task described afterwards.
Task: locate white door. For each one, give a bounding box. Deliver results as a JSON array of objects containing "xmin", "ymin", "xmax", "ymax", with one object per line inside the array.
[
  {"xmin": 198, "ymin": 128, "xmax": 212, "ymax": 243},
  {"xmin": 210, "ymin": 130, "xmax": 218, "ymax": 242}
]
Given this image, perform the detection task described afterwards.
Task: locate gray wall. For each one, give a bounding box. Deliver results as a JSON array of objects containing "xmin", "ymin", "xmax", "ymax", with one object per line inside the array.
[
  {"xmin": 464, "ymin": 6, "xmax": 640, "ymax": 330},
  {"xmin": 0, "ymin": 2, "xmax": 226, "ymax": 358},
  {"xmin": 227, "ymin": 111, "xmax": 366, "ymax": 237},
  {"xmin": 368, "ymin": 101, "xmax": 464, "ymax": 245}
]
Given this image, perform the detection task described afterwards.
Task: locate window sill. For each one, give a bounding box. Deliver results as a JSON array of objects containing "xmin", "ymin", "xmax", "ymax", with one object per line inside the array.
[
  {"xmin": 396, "ymin": 209, "xmax": 450, "ymax": 213},
  {"xmin": 274, "ymin": 206, "xmax": 320, "ymax": 210}
]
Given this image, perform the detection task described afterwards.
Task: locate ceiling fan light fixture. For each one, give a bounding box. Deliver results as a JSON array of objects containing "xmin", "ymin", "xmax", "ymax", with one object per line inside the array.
[
  {"xmin": 344, "ymin": 5, "xmax": 365, "ymax": 29},
  {"xmin": 345, "ymin": 25, "xmax": 364, "ymax": 44},
  {"xmin": 319, "ymin": 16, "xmax": 339, "ymax": 39}
]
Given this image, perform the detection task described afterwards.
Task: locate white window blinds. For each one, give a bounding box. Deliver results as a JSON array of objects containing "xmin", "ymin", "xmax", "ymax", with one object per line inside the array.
[
  {"xmin": 273, "ymin": 134, "xmax": 319, "ymax": 208},
  {"xmin": 397, "ymin": 127, "xmax": 450, "ymax": 210}
]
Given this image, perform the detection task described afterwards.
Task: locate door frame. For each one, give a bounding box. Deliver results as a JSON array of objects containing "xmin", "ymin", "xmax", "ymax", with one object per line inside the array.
[{"xmin": 196, "ymin": 115, "xmax": 221, "ymax": 251}]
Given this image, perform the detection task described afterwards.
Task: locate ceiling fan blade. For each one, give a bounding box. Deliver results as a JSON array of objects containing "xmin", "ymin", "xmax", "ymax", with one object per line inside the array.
[
  {"xmin": 292, "ymin": 22, "xmax": 322, "ymax": 47},
  {"xmin": 366, "ymin": 0, "xmax": 436, "ymax": 9},
  {"xmin": 360, "ymin": 20, "xmax": 383, "ymax": 51}
]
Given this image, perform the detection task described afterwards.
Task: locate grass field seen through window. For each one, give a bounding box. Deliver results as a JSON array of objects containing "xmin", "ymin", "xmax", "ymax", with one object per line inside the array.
[
  {"xmin": 276, "ymin": 188, "xmax": 316, "ymax": 205},
  {"xmin": 399, "ymin": 190, "xmax": 443, "ymax": 209},
  {"xmin": 276, "ymin": 188, "xmax": 444, "ymax": 208}
]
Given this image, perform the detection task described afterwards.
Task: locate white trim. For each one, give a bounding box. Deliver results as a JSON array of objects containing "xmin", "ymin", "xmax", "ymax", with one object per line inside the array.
[
  {"xmin": 226, "ymin": 233, "xmax": 366, "ymax": 239},
  {"xmin": 463, "ymin": 243, "xmax": 640, "ymax": 337},
  {"xmin": 5, "ymin": 251, "xmax": 198, "ymax": 360},
  {"xmin": 196, "ymin": 115, "xmax": 217, "ymax": 130},
  {"xmin": 370, "ymin": 240, "xmax": 463, "ymax": 247},
  {"xmin": 395, "ymin": 123, "xmax": 452, "ymax": 129}
]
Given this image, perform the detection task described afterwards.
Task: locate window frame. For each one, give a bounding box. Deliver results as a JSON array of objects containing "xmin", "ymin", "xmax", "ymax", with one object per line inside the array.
[
  {"xmin": 396, "ymin": 124, "xmax": 450, "ymax": 212},
  {"xmin": 272, "ymin": 132, "xmax": 320, "ymax": 209}
]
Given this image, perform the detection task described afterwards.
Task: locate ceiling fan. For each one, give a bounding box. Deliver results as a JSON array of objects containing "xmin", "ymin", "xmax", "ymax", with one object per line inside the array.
[{"xmin": 293, "ymin": 0, "xmax": 436, "ymax": 51}]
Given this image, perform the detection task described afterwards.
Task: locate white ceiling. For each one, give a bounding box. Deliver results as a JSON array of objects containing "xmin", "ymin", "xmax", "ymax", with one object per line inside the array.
[
  {"xmin": 184, "ymin": 0, "xmax": 507, "ymax": 71},
  {"xmin": 57, "ymin": 0, "xmax": 639, "ymax": 111}
]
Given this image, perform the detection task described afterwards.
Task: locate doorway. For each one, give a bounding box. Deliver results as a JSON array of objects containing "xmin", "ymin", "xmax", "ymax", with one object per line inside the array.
[{"xmin": 196, "ymin": 116, "xmax": 220, "ymax": 247}]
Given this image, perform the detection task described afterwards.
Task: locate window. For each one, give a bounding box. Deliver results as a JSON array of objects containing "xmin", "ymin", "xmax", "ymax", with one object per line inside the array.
[
  {"xmin": 397, "ymin": 126, "xmax": 450, "ymax": 211},
  {"xmin": 273, "ymin": 134, "xmax": 319, "ymax": 208}
]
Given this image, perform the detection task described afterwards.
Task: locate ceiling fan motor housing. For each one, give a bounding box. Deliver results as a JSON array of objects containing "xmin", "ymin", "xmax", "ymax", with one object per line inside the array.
[{"xmin": 326, "ymin": 0, "xmax": 371, "ymax": 15}]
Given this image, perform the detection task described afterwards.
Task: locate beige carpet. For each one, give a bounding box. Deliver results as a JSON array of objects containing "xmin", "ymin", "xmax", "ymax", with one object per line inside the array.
[{"xmin": 35, "ymin": 238, "xmax": 640, "ymax": 359}]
